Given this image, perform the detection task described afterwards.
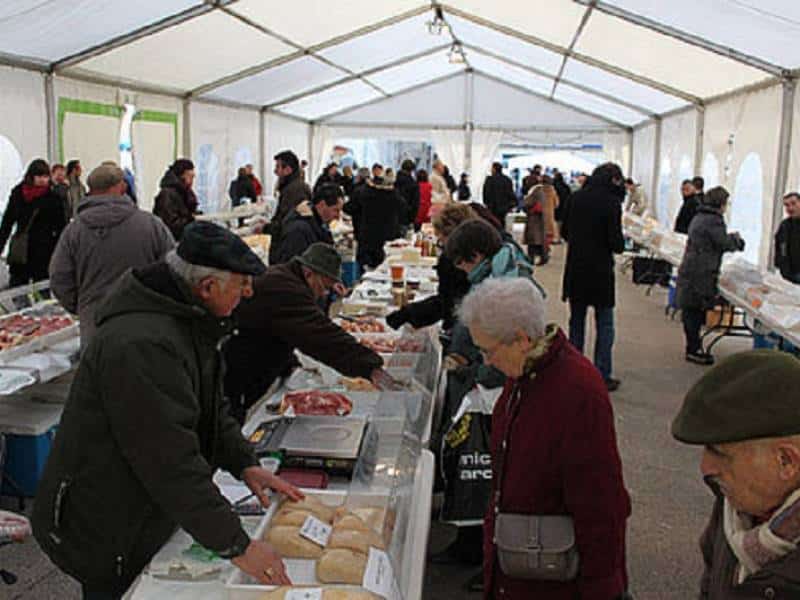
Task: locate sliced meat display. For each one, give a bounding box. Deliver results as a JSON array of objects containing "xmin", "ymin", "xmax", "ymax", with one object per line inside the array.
[
  {"xmin": 356, "ymin": 336, "xmax": 424, "ymax": 354},
  {"xmin": 280, "ymin": 390, "xmax": 354, "ymax": 416},
  {"xmin": 0, "ymin": 307, "xmax": 74, "ymax": 352},
  {"xmin": 339, "ymin": 317, "xmax": 386, "ymax": 333}
]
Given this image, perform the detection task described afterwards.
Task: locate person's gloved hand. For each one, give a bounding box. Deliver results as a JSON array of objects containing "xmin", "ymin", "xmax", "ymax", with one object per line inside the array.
[{"xmin": 385, "ymin": 308, "xmax": 409, "ymax": 330}]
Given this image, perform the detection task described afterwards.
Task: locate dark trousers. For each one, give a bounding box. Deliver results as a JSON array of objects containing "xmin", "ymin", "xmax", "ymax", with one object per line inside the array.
[
  {"xmin": 82, "ymin": 586, "xmax": 122, "ymax": 600},
  {"xmin": 569, "ymin": 301, "xmax": 615, "ymax": 381},
  {"xmin": 682, "ymin": 306, "xmax": 706, "ymax": 354}
]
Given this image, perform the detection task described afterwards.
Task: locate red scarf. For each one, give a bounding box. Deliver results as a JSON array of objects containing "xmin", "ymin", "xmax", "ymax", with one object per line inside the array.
[{"xmin": 21, "ymin": 184, "xmax": 49, "ymax": 203}]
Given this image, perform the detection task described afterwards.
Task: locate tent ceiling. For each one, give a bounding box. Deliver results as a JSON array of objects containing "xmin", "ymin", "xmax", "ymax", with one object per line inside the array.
[
  {"xmin": 74, "ymin": 10, "xmax": 294, "ymax": 91},
  {"xmin": 204, "ymin": 56, "xmax": 346, "ymax": 107},
  {"xmin": 0, "ymin": 0, "xmax": 201, "ymax": 63},
  {"xmin": 596, "ymin": 0, "xmax": 800, "ymax": 70},
  {"xmin": 574, "ymin": 10, "xmax": 769, "ymax": 98},
  {"xmin": 0, "ymin": 1, "xmax": 790, "ymax": 128}
]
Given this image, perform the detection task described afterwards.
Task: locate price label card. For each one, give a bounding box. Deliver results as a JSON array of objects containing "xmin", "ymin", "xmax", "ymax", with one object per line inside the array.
[
  {"xmin": 299, "ymin": 515, "xmax": 332, "ymax": 547},
  {"xmin": 286, "ymin": 589, "xmax": 323, "ymax": 600},
  {"xmin": 363, "ymin": 547, "xmax": 401, "ymax": 600}
]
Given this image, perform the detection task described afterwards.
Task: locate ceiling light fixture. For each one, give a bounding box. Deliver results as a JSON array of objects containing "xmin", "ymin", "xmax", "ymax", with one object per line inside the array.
[
  {"xmin": 448, "ymin": 42, "xmax": 466, "ymax": 64},
  {"xmin": 427, "ymin": 6, "xmax": 447, "ymax": 35}
]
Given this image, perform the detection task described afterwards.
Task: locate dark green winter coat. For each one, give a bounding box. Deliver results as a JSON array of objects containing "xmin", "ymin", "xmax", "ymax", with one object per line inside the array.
[{"xmin": 32, "ymin": 262, "xmax": 257, "ymax": 593}]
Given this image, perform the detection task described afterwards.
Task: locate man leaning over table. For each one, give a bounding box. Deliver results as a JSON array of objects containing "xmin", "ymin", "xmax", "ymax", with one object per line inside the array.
[{"xmin": 33, "ymin": 222, "xmax": 303, "ymax": 599}]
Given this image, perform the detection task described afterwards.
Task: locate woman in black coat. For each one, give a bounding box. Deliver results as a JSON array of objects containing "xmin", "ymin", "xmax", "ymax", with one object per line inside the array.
[
  {"xmin": 0, "ymin": 159, "xmax": 67, "ymax": 287},
  {"xmin": 561, "ymin": 162, "xmax": 625, "ymax": 390},
  {"xmin": 676, "ymin": 187, "xmax": 744, "ymax": 365}
]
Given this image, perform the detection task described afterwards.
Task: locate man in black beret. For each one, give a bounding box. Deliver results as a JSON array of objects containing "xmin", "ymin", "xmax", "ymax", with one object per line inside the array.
[
  {"xmin": 672, "ymin": 350, "xmax": 800, "ymax": 598},
  {"xmin": 33, "ymin": 222, "xmax": 303, "ymax": 599}
]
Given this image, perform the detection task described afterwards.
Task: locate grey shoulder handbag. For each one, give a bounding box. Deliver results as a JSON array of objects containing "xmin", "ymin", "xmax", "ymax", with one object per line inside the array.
[
  {"xmin": 494, "ymin": 513, "xmax": 579, "ymax": 581},
  {"xmin": 493, "ymin": 382, "xmax": 580, "ymax": 581}
]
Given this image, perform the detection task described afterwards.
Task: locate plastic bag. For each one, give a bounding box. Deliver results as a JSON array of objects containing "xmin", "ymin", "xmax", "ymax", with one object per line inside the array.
[{"xmin": 439, "ymin": 386, "xmax": 499, "ymax": 525}]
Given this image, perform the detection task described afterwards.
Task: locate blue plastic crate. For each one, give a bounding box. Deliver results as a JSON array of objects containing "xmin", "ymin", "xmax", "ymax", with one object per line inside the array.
[
  {"xmin": 342, "ymin": 261, "xmax": 361, "ymax": 288},
  {"xmin": 2, "ymin": 426, "xmax": 56, "ymax": 497}
]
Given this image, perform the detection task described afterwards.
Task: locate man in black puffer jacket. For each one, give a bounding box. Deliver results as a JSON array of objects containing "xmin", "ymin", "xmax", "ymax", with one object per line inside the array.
[{"xmin": 270, "ymin": 183, "xmax": 343, "ymax": 264}]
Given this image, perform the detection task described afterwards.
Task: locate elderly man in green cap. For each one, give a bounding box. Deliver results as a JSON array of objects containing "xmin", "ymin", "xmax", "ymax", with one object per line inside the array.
[
  {"xmin": 672, "ymin": 349, "xmax": 800, "ymax": 598},
  {"xmin": 33, "ymin": 222, "xmax": 303, "ymax": 600},
  {"xmin": 225, "ymin": 242, "xmax": 394, "ymax": 422}
]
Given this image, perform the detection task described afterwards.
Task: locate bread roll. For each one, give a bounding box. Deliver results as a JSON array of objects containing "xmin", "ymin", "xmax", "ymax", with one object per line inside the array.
[
  {"xmin": 329, "ymin": 528, "xmax": 385, "ymax": 554},
  {"xmin": 280, "ymin": 496, "xmax": 337, "ymax": 523},
  {"xmin": 333, "ymin": 513, "xmax": 372, "ymax": 534},
  {"xmin": 265, "ymin": 525, "xmax": 323, "ymax": 559},
  {"xmin": 272, "ymin": 509, "xmax": 315, "ymax": 527},
  {"xmin": 317, "ymin": 549, "xmax": 368, "ymax": 584}
]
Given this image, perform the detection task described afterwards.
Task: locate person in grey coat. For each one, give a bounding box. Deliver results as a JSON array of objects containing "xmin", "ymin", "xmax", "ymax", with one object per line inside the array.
[
  {"xmin": 49, "ymin": 164, "xmax": 175, "ymax": 349},
  {"xmin": 676, "ymin": 187, "xmax": 744, "ymax": 365}
]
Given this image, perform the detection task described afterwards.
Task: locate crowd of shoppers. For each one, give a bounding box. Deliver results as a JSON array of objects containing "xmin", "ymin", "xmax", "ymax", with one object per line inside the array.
[{"xmin": 7, "ymin": 142, "xmax": 800, "ymax": 600}]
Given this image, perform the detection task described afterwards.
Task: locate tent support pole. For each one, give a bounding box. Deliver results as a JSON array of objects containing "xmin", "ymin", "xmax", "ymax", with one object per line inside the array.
[
  {"xmin": 44, "ymin": 74, "xmax": 57, "ymax": 163},
  {"xmin": 769, "ymin": 79, "xmax": 796, "ymax": 268},
  {"xmin": 694, "ymin": 106, "xmax": 705, "ymax": 175},
  {"xmin": 464, "ymin": 70, "xmax": 474, "ymax": 174},
  {"xmin": 307, "ymin": 123, "xmax": 314, "ymax": 183},
  {"xmin": 182, "ymin": 99, "xmax": 191, "ymax": 157},
  {"xmin": 259, "ymin": 109, "xmax": 267, "ymax": 184},
  {"xmin": 651, "ymin": 117, "xmax": 662, "ymax": 211},
  {"xmin": 627, "ymin": 129, "xmax": 634, "ymax": 178}
]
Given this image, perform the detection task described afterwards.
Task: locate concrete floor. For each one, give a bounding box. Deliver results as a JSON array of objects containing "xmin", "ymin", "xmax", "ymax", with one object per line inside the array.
[{"xmin": 1, "ymin": 244, "xmax": 752, "ymax": 599}]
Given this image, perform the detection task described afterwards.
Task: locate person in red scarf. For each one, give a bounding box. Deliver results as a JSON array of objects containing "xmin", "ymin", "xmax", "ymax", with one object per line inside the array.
[{"xmin": 0, "ymin": 159, "xmax": 67, "ymax": 287}]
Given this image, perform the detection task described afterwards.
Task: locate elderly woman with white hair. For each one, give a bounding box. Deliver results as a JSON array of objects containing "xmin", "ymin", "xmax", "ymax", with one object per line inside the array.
[{"xmin": 458, "ymin": 277, "xmax": 632, "ymax": 600}]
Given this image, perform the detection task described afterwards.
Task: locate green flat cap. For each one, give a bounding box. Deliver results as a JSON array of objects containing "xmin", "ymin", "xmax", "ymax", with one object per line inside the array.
[
  {"xmin": 178, "ymin": 221, "xmax": 266, "ymax": 276},
  {"xmin": 672, "ymin": 350, "xmax": 800, "ymax": 445},
  {"xmin": 293, "ymin": 243, "xmax": 342, "ymax": 282}
]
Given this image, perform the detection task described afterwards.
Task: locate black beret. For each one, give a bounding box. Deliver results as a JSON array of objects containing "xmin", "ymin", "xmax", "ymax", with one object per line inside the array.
[
  {"xmin": 672, "ymin": 350, "xmax": 800, "ymax": 445},
  {"xmin": 177, "ymin": 221, "xmax": 266, "ymax": 276}
]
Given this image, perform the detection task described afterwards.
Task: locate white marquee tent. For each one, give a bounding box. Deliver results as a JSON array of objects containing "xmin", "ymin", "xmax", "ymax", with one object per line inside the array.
[{"xmin": 1, "ymin": 0, "xmax": 800, "ymax": 266}]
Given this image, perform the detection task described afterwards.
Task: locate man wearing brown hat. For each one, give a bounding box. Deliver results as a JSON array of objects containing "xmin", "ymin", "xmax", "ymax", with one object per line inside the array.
[
  {"xmin": 225, "ymin": 242, "xmax": 392, "ymax": 422},
  {"xmin": 672, "ymin": 350, "xmax": 800, "ymax": 598},
  {"xmin": 34, "ymin": 222, "xmax": 303, "ymax": 599}
]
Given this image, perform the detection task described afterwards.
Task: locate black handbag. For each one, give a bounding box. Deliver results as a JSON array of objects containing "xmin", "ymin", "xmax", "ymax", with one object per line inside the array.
[{"xmin": 7, "ymin": 208, "xmax": 40, "ymax": 266}]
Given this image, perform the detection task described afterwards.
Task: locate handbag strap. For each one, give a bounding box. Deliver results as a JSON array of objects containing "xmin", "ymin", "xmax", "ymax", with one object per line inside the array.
[
  {"xmin": 19, "ymin": 208, "xmax": 41, "ymax": 235},
  {"xmin": 493, "ymin": 381, "xmax": 526, "ymax": 509}
]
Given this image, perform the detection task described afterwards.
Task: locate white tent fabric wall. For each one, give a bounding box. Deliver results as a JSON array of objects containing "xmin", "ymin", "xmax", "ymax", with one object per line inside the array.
[
  {"xmin": 471, "ymin": 129, "xmax": 505, "ymax": 203},
  {"xmin": 657, "ymin": 109, "xmax": 698, "ymax": 228},
  {"xmin": 310, "ymin": 125, "xmax": 334, "ymax": 186},
  {"xmin": 702, "ymin": 84, "xmax": 782, "ymax": 267},
  {"xmin": 602, "ymin": 131, "xmax": 632, "ymax": 176},
  {"xmin": 631, "ymin": 124, "xmax": 656, "ymax": 215},
  {"xmin": 264, "ymin": 113, "xmax": 311, "ymax": 193},
  {"xmin": 54, "ymin": 76, "xmax": 184, "ymax": 209},
  {"xmin": 430, "ymin": 129, "xmax": 465, "ymax": 187},
  {"xmin": 0, "ymin": 66, "xmax": 47, "ymax": 214},
  {"xmin": 189, "ymin": 102, "xmax": 260, "ymax": 214}
]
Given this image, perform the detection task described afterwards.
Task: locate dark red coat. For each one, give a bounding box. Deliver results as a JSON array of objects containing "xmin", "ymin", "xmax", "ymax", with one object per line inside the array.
[{"xmin": 484, "ymin": 329, "xmax": 630, "ymax": 599}]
